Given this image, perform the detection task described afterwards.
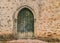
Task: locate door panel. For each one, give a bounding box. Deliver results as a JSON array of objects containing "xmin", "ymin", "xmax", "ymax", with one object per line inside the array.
[{"xmin": 17, "ymin": 8, "xmax": 34, "ymax": 38}]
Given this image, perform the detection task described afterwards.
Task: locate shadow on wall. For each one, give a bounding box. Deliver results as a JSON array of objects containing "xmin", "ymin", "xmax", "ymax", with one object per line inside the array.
[
  {"xmin": 36, "ymin": 37, "xmax": 60, "ymax": 42},
  {"xmin": 0, "ymin": 33, "xmax": 60, "ymax": 43},
  {"xmin": 0, "ymin": 33, "xmax": 17, "ymax": 41}
]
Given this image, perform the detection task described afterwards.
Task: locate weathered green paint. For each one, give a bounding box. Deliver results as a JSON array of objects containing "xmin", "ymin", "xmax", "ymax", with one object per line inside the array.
[{"xmin": 17, "ymin": 8, "xmax": 34, "ymax": 38}]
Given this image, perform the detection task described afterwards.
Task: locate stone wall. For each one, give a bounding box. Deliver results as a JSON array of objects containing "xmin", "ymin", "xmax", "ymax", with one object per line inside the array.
[
  {"xmin": 0, "ymin": 0, "xmax": 60, "ymax": 41},
  {"xmin": 35, "ymin": 0, "xmax": 60, "ymax": 41}
]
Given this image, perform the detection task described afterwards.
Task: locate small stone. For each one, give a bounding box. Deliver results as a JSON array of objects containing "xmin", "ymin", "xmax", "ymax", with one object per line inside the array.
[{"xmin": 8, "ymin": 0, "xmax": 11, "ymax": 2}]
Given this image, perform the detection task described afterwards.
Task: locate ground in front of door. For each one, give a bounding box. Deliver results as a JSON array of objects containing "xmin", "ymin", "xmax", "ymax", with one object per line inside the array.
[{"xmin": 0, "ymin": 39, "xmax": 48, "ymax": 43}]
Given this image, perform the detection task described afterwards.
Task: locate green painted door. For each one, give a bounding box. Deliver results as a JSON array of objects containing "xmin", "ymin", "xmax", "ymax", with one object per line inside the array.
[{"xmin": 17, "ymin": 8, "xmax": 34, "ymax": 39}]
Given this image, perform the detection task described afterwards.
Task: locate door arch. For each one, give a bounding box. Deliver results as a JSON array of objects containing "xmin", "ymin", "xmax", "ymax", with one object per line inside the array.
[{"xmin": 17, "ymin": 8, "xmax": 34, "ymax": 38}]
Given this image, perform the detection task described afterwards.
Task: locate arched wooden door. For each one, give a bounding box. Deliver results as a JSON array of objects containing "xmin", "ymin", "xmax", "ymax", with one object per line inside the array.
[{"xmin": 17, "ymin": 8, "xmax": 34, "ymax": 39}]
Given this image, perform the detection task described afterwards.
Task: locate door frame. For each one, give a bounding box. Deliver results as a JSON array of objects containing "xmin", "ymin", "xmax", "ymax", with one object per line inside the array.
[{"xmin": 13, "ymin": 5, "xmax": 36, "ymax": 39}]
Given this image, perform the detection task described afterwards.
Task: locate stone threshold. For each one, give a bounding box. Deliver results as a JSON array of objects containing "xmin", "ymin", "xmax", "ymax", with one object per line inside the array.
[{"xmin": 0, "ymin": 39, "xmax": 48, "ymax": 43}]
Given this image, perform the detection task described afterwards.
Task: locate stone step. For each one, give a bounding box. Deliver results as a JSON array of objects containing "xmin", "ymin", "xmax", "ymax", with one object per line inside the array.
[{"xmin": 0, "ymin": 39, "xmax": 48, "ymax": 43}]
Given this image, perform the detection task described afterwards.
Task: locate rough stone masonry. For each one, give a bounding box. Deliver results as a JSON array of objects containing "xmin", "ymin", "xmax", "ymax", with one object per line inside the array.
[{"xmin": 0, "ymin": 0, "xmax": 60, "ymax": 42}]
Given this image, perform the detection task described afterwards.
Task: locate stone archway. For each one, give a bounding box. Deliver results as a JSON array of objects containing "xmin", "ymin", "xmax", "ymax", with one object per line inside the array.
[
  {"xmin": 13, "ymin": 6, "xmax": 36, "ymax": 39},
  {"xmin": 17, "ymin": 8, "xmax": 34, "ymax": 39}
]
